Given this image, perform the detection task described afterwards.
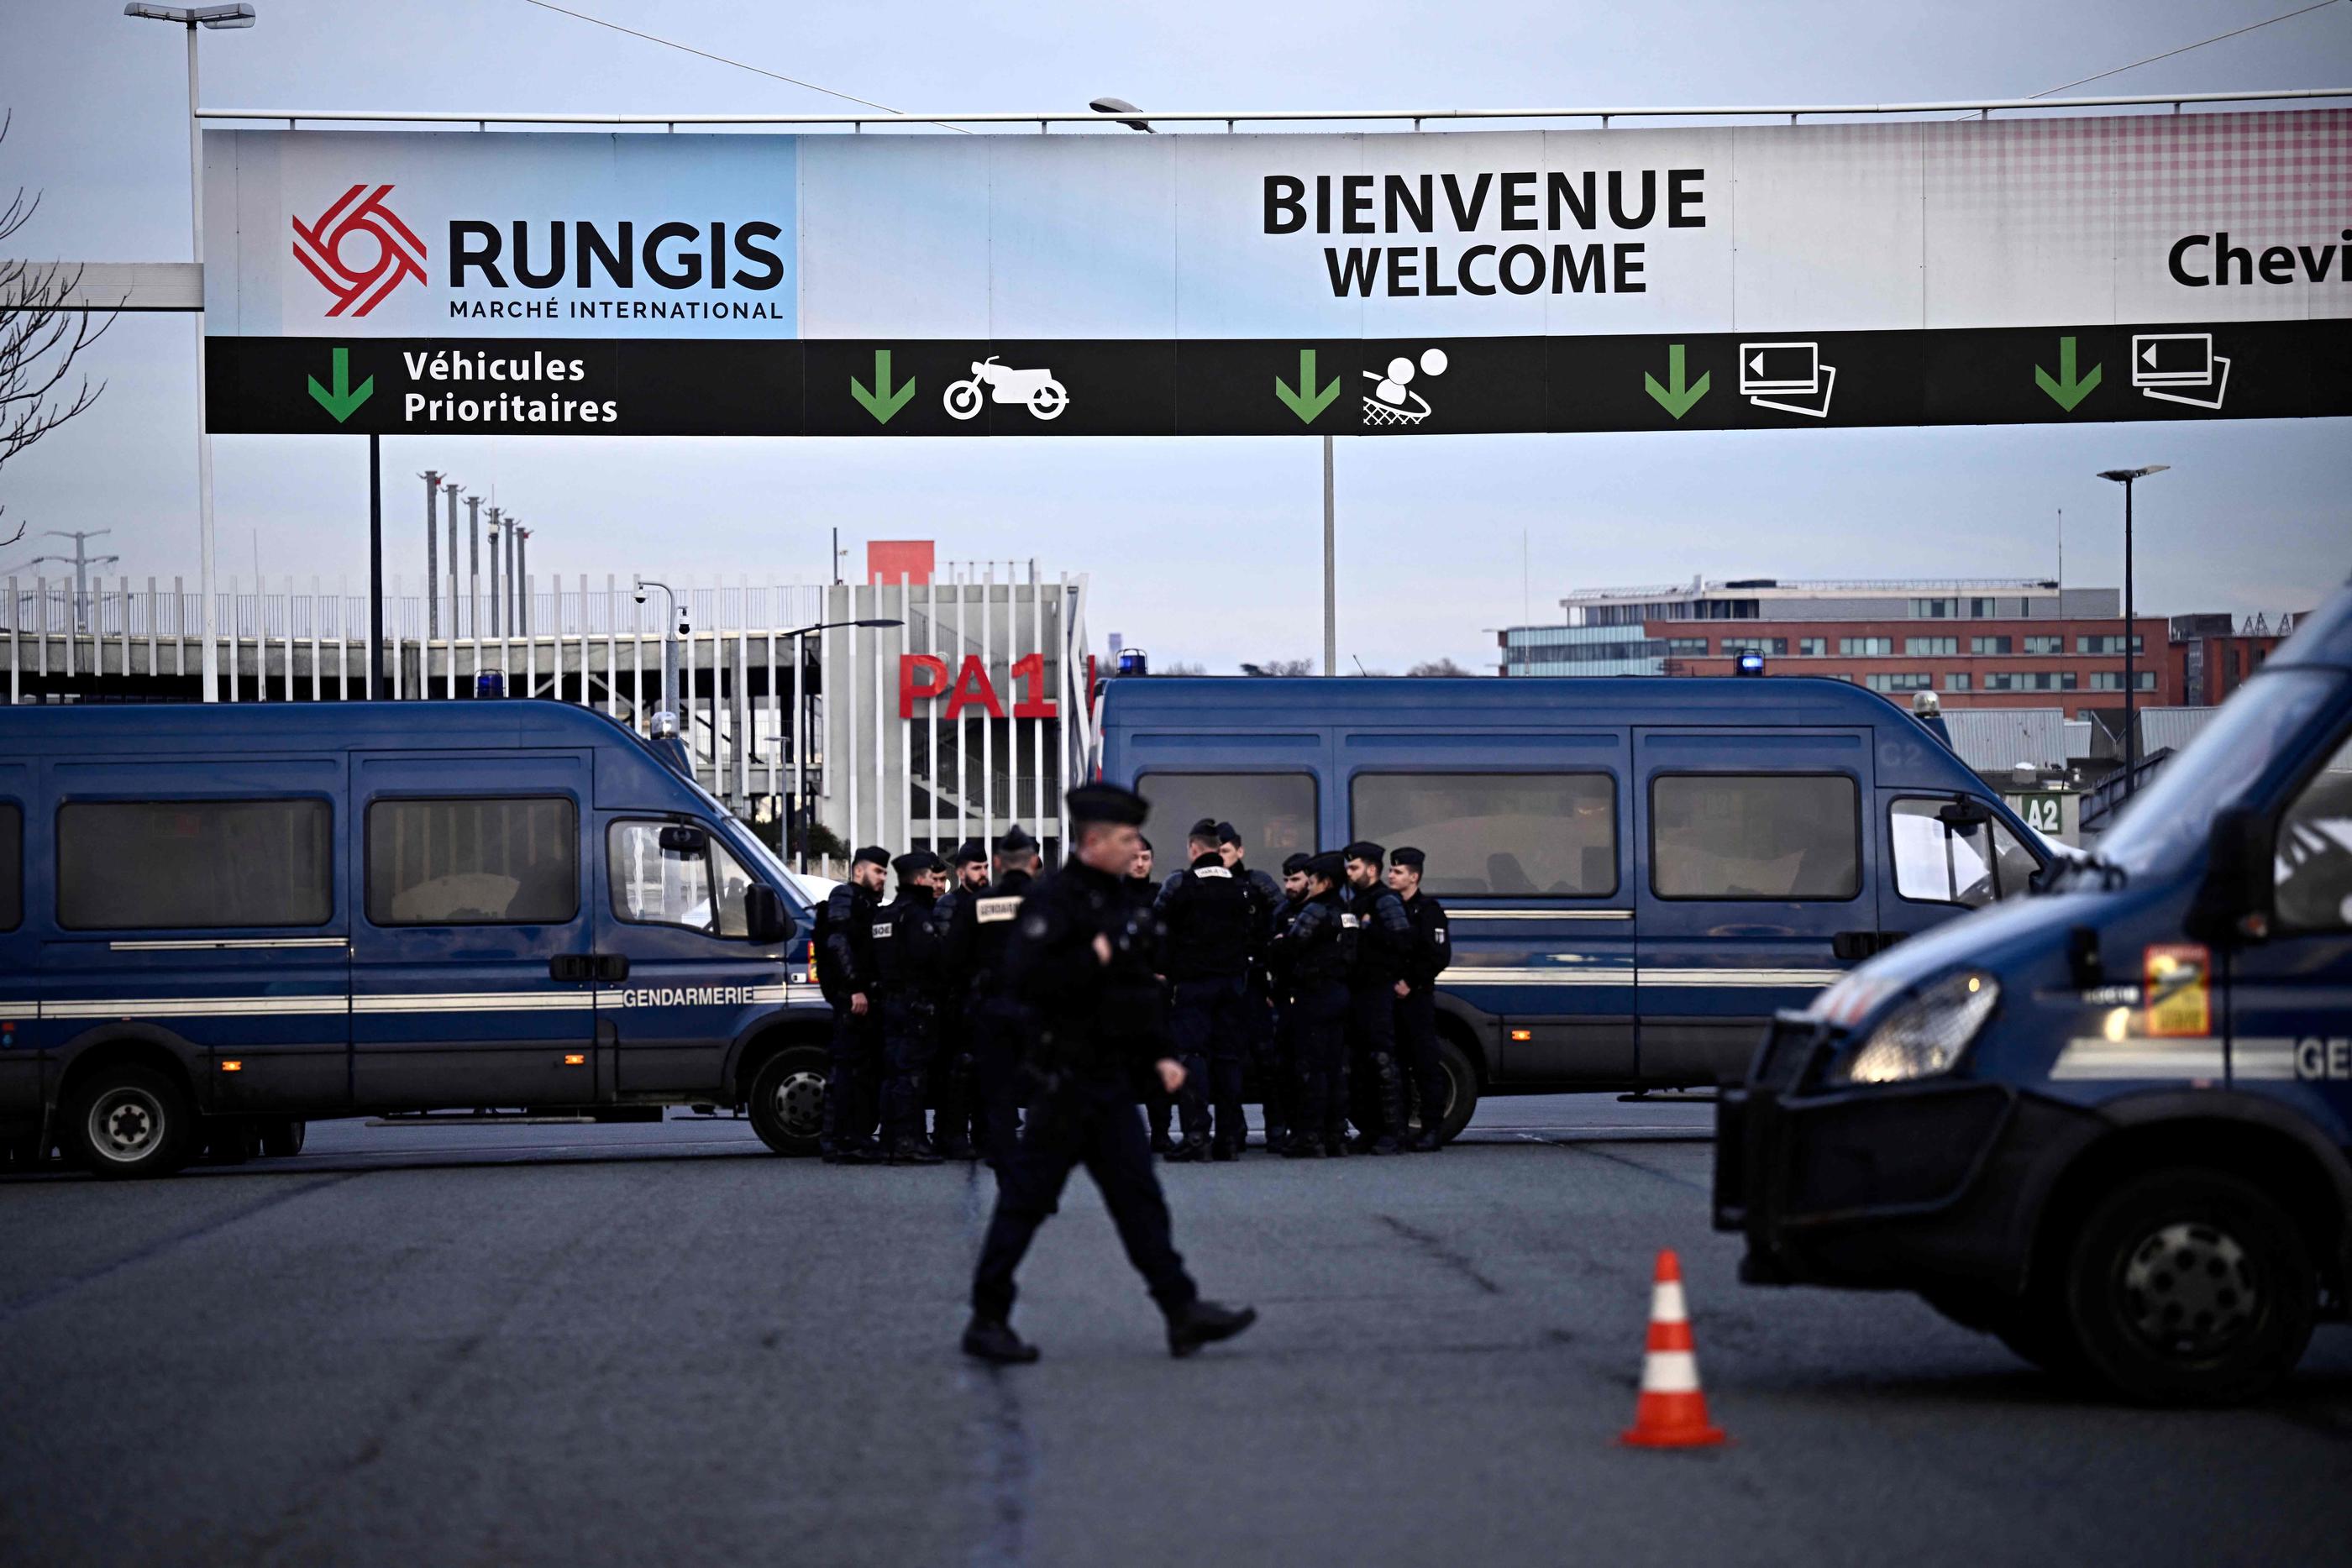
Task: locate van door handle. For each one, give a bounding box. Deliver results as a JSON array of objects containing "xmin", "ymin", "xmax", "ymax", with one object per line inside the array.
[
  {"xmin": 1832, "ymin": 931, "xmax": 1907, "ymax": 961},
  {"xmin": 594, "ymin": 954, "xmax": 629, "ymax": 983},
  {"xmin": 549, "ymin": 954, "xmax": 629, "ymax": 983}
]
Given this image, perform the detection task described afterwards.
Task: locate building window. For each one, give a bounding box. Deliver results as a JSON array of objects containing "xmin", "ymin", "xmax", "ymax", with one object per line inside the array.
[
  {"xmin": 1968, "ymin": 597, "xmax": 2000, "ymax": 618},
  {"xmin": 1666, "ymin": 637, "xmax": 1709, "ymax": 656},
  {"xmin": 1133, "ymin": 773, "xmax": 1318, "ymax": 864},
  {"xmin": 1839, "ymin": 637, "xmax": 1893, "ymax": 657},
  {"xmin": 0, "ymin": 801, "xmax": 18, "ymax": 932},
  {"xmin": 1719, "ymin": 637, "xmax": 1787, "ymax": 657},
  {"xmin": 57, "ymin": 799, "xmax": 333, "ymax": 931},
  {"xmin": 1351, "ymin": 773, "xmax": 1616, "ymax": 897},
  {"xmin": 1797, "ymin": 637, "xmax": 1827, "ymax": 657},
  {"xmin": 1905, "ymin": 636, "xmax": 1957, "ymax": 656},
  {"xmin": 2077, "ymin": 634, "xmax": 2144, "ymax": 654},
  {"xmin": 2024, "ymin": 635, "xmax": 2063, "ymax": 655},
  {"xmin": 1971, "ymin": 635, "xmax": 2012, "ymax": 655},
  {"xmin": 1651, "ymin": 774, "xmax": 1861, "ymax": 901},
  {"xmin": 1985, "ymin": 671, "xmax": 2076, "ymax": 693},
  {"xmin": 1910, "ymin": 598, "xmax": 1958, "ymax": 619},
  {"xmin": 608, "ymin": 821, "xmax": 753, "ymax": 937},
  {"xmin": 2090, "ymin": 671, "xmax": 2158, "ymax": 691},
  {"xmin": 367, "ymin": 796, "xmax": 579, "ymax": 926},
  {"xmin": 1946, "ymin": 674, "xmax": 1971, "ymax": 692},
  {"xmin": 1865, "ymin": 673, "xmax": 1933, "ymax": 692}
]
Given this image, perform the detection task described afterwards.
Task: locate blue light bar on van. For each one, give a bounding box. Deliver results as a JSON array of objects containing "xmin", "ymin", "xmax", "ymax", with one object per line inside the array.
[
  {"xmin": 476, "ymin": 669, "xmax": 507, "ymax": 699},
  {"xmin": 1736, "ymin": 653, "xmax": 1767, "ymax": 676}
]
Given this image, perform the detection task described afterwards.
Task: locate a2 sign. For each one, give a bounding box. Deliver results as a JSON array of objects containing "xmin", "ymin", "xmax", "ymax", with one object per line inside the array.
[{"xmin": 898, "ymin": 652, "xmax": 1061, "ymax": 720}]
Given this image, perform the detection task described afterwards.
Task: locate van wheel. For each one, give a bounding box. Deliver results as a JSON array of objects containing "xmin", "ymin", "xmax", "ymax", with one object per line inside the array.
[
  {"xmin": 748, "ymin": 1046, "xmax": 830, "ymax": 1156},
  {"xmin": 1428, "ymin": 1036, "xmax": 1480, "ymax": 1144},
  {"xmin": 2061, "ymin": 1167, "xmax": 2315, "ymax": 1406},
  {"xmin": 258, "ymin": 1118, "xmax": 308, "ymax": 1158},
  {"xmin": 66, "ymin": 1066, "xmax": 195, "ymax": 1180}
]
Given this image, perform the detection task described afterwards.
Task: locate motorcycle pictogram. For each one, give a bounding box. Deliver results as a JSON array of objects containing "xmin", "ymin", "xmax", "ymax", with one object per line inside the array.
[{"xmin": 944, "ymin": 358, "xmax": 1070, "ymax": 422}]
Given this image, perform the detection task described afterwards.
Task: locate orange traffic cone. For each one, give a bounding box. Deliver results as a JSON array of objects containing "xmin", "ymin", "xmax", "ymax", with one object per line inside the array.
[{"xmin": 1620, "ymin": 1249, "xmax": 1728, "ymax": 1448}]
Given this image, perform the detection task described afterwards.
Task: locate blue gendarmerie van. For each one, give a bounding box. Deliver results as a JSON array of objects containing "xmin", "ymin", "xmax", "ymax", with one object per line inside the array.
[
  {"xmin": 1095, "ymin": 673, "xmax": 2050, "ymax": 1139},
  {"xmin": 1717, "ymin": 579, "xmax": 2352, "ymax": 1404},
  {"xmin": 0, "ymin": 700, "xmax": 835, "ymax": 1177}
]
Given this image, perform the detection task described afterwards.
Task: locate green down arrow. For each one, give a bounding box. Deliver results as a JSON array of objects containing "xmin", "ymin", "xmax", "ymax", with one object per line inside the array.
[
  {"xmin": 1274, "ymin": 348, "xmax": 1342, "ymax": 424},
  {"xmin": 850, "ymin": 349, "xmax": 917, "ymax": 424},
  {"xmin": 306, "ymin": 346, "xmax": 374, "ymax": 424},
  {"xmin": 1643, "ymin": 343, "xmax": 1710, "ymax": 420},
  {"xmin": 2034, "ymin": 335, "xmax": 2103, "ymax": 412}
]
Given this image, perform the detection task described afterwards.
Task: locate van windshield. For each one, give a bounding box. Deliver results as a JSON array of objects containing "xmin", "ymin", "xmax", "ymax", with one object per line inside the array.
[{"xmin": 2097, "ymin": 669, "xmax": 2339, "ymax": 879}]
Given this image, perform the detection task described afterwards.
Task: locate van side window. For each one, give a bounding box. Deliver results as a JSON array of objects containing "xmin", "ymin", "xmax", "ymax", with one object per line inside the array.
[
  {"xmin": 609, "ymin": 821, "xmax": 753, "ymax": 937},
  {"xmin": 1651, "ymin": 774, "xmax": 1860, "ymax": 901},
  {"xmin": 1351, "ymin": 773, "xmax": 1616, "ymax": 896},
  {"xmin": 1890, "ymin": 798, "xmax": 2036, "ymax": 908},
  {"xmin": 57, "ymin": 799, "xmax": 333, "ymax": 931},
  {"xmin": 2276, "ymin": 733, "xmax": 2352, "ymax": 931},
  {"xmin": 367, "ymin": 797, "xmax": 578, "ymax": 926},
  {"xmin": 0, "ymin": 802, "xmax": 20, "ymax": 931},
  {"xmin": 1132, "ymin": 772, "xmax": 1318, "ymax": 863}
]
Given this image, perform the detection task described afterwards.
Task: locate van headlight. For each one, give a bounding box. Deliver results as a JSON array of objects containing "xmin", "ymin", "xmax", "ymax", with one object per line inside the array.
[{"xmin": 1830, "ymin": 971, "xmax": 1999, "ymax": 1085}]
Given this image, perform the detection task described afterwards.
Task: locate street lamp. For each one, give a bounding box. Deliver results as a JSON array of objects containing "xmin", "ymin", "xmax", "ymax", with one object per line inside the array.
[
  {"xmin": 2097, "ymin": 464, "xmax": 2170, "ymax": 801},
  {"xmin": 635, "ymin": 577, "xmax": 683, "ymax": 739},
  {"xmin": 124, "ymin": 4, "xmax": 257, "ymax": 704},
  {"xmin": 780, "ymin": 617, "xmax": 901, "ymax": 870},
  {"xmin": 1089, "ymin": 96, "xmax": 1153, "ymax": 133}
]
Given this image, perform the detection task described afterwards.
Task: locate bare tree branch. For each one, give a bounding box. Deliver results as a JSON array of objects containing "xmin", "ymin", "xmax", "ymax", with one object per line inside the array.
[{"xmin": 0, "ymin": 108, "xmax": 118, "ymax": 494}]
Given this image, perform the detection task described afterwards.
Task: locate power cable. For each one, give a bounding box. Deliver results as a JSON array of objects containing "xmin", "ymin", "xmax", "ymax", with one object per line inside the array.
[
  {"xmin": 520, "ymin": 1, "xmax": 972, "ymax": 131},
  {"xmin": 1985, "ymin": 0, "xmax": 2347, "ymax": 113}
]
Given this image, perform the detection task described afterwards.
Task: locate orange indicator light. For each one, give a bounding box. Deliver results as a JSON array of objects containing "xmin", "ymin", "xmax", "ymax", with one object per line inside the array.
[
  {"xmin": 562, "ymin": 1053, "xmax": 586, "ymax": 1067},
  {"xmin": 220, "ymin": 1059, "xmax": 244, "ymax": 1072}
]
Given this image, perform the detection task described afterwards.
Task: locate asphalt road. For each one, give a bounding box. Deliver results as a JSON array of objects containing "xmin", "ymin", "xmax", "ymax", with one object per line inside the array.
[{"xmin": 3, "ymin": 1096, "xmax": 2346, "ymax": 1566}]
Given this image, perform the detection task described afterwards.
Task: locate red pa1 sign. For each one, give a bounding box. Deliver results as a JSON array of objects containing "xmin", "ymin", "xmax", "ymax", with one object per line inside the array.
[{"xmin": 899, "ymin": 653, "xmax": 1059, "ymax": 720}]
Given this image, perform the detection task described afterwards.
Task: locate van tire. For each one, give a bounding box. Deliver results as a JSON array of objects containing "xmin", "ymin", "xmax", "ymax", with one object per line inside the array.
[
  {"xmin": 66, "ymin": 1065, "xmax": 196, "ymax": 1180},
  {"xmin": 258, "ymin": 1118, "xmax": 308, "ymax": 1158},
  {"xmin": 748, "ymin": 1045, "xmax": 830, "ymax": 1157},
  {"xmin": 1431, "ymin": 1036, "xmax": 1480, "ymax": 1144},
  {"xmin": 2061, "ymin": 1167, "xmax": 2315, "ymax": 1406}
]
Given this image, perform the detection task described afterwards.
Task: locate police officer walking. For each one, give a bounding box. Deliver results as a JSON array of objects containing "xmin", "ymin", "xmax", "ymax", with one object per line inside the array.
[
  {"xmin": 941, "ymin": 826, "xmax": 1041, "ymax": 1167},
  {"xmin": 819, "ymin": 846, "xmax": 890, "ymax": 1163},
  {"xmin": 1341, "ymin": 841, "xmax": 1415, "ymax": 1155},
  {"xmin": 874, "ymin": 851, "xmax": 948, "ymax": 1165},
  {"xmin": 1270, "ymin": 851, "xmax": 1354, "ymax": 1157},
  {"xmin": 963, "ymin": 784, "xmax": 1257, "ymax": 1365},
  {"xmin": 1158, "ymin": 818, "xmax": 1257, "ymax": 1161},
  {"xmin": 1386, "ymin": 847, "xmax": 1454, "ymax": 1151}
]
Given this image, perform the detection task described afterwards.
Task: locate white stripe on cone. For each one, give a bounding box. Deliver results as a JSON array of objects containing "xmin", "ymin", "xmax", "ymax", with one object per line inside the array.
[
  {"xmin": 1650, "ymin": 1280, "xmax": 1688, "ymax": 1323},
  {"xmin": 1640, "ymin": 1349, "xmax": 1700, "ymax": 1394}
]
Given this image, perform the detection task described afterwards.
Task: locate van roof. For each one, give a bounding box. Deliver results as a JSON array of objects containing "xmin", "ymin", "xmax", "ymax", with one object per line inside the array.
[
  {"xmin": 1100, "ymin": 674, "xmax": 1930, "ymax": 730},
  {"xmin": 0, "ymin": 698, "xmax": 650, "ymax": 753}
]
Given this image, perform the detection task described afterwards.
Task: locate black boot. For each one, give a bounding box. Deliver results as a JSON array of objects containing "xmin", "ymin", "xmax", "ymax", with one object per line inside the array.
[
  {"xmin": 1168, "ymin": 1299, "xmax": 1259, "ymax": 1358},
  {"xmin": 963, "ymin": 1316, "xmax": 1041, "ymax": 1364},
  {"xmin": 1281, "ymin": 1135, "xmax": 1323, "ymax": 1158},
  {"xmin": 1164, "ymin": 1139, "xmax": 1210, "ymax": 1163},
  {"xmin": 1211, "ymin": 1141, "xmax": 1240, "ymax": 1162},
  {"xmin": 888, "ymin": 1140, "xmax": 945, "ymax": 1166},
  {"xmin": 935, "ymin": 1137, "xmax": 979, "ymax": 1160}
]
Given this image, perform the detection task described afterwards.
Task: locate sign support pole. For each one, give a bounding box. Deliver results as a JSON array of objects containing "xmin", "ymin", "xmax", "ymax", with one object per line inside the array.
[
  {"xmin": 1321, "ymin": 433, "xmax": 1336, "ymax": 677},
  {"xmin": 184, "ymin": 20, "xmax": 220, "ymax": 701},
  {"xmin": 369, "ymin": 433, "xmax": 386, "ymax": 696}
]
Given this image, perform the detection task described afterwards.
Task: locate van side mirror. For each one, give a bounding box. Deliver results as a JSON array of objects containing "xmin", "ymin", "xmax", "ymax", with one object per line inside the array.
[
  {"xmin": 2190, "ymin": 805, "xmax": 2274, "ymax": 946},
  {"xmin": 659, "ymin": 825, "xmax": 708, "ymax": 855},
  {"xmin": 1937, "ymin": 799, "xmax": 1992, "ymax": 830},
  {"xmin": 743, "ymin": 884, "xmax": 792, "ymax": 945}
]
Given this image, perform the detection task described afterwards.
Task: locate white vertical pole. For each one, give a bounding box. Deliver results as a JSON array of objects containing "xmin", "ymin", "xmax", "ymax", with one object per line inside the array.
[
  {"xmin": 115, "ymin": 574, "xmax": 131, "ymax": 680},
  {"xmin": 895, "ymin": 576, "xmax": 910, "ymax": 849},
  {"xmin": 310, "ymin": 574, "xmax": 322, "ymax": 701},
  {"xmin": 981, "ymin": 562, "xmax": 994, "ymax": 848},
  {"xmin": 144, "ymin": 575, "xmax": 157, "ymax": 679},
  {"xmin": 6, "ymin": 575, "xmax": 17, "ymax": 705},
  {"xmin": 338, "ymin": 574, "xmax": 350, "ymax": 700},
  {"xmin": 391, "ymin": 573, "xmax": 404, "ymax": 701},
  {"xmin": 223, "ymin": 575, "xmax": 234, "ymax": 700},
  {"xmin": 187, "ymin": 21, "xmax": 219, "ymax": 703},
  {"xmin": 952, "ymin": 565, "xmax": 966, "ymax": 848},
  {"xmin": 281, "ymin": 575, "xmax": 295, "ymax": 700},
  {"xmin": 522, "ymin": 574, "xmax": 535, "ymax": 700},
  {"xmin": 926, "ymin": 569, "xmax": 938, "ymax": 855},
  {"xmin": 1029, "ymin": 560, "xmax": 1044, "ymax": 837},
  {"xmin": 173, "ymin": 575, "xmax": 186, "ymax": 676},
  {"xmin": 631, "ymin": 592, "xmax": 644, "ymax": 728},
  {"xmin": 845, "ymin": 596, "xmax": 859, "ymax": 852},
  {"xmin": 35, "ymin": 576, "xmax": 48, "ymax": 679},
  {"xmin": 606, "ymin": 575, "xmax": 619, "ymax": 718},
  {"xmin": 1058, "ymin": 571, "xmax": 1072, "ymax": 861},
  {"xmin": 792, "ymin": 621, "xmax": 806, "ymax": 868},
  {"xmin": 63, "ymin": 574, "xmax": 76, "ymax": 679},
  {"xmin": 764, "ymin": 595, "xmax": 778, "ymax": 801}
]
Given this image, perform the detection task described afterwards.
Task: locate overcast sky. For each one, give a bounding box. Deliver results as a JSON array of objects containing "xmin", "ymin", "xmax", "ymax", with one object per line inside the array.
[{"xmin": 2, "ymin": 0, "xmax": 2347, "ymax": 672}]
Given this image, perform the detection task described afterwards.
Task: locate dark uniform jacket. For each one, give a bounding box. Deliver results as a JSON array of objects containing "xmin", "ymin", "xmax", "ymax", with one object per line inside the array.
[
  {"xmin": 940, "ymin": 868, "xmax": 1035, "ymax": 1004},
  {"xmin": 819, "ymin": 881, "xmax": 881, "ymax": 1005},
  {"xmin": 1005, "ymin": 860, "xmax": 1171, "ymax": 1082},
  {"xmin": 1272, "ymin": 889, "xmax": 1357, "ymax": 994},
  {"xmin": 1341, "ymin": 883, "xmax": 1415, "ymax": 990},
  {"xmin": 1397, "ymin": 890, "xmax": 1452, "ymax": 991},
  {"xmin": 1265, "ymin": 893, "xmax": 1310, "ymax": 1001},
  {"xmin": 872, "ymin": 888, "xmax": 944, "ymax": 1010},
  {"xmin": 1154, "ymin": 852, "xmax": 1255, "ymax": 983}
]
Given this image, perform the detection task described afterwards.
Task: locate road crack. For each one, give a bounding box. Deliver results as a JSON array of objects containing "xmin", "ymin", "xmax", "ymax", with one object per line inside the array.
[{"xmin": 1377, "ymin": 1212, "xmax": 1502, "ymax": 1295}]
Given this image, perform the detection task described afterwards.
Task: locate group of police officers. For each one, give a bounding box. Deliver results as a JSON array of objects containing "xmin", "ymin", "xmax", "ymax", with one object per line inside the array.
[{"xmin": 811, "ymin": 781, "xmax": 1454, "ymax": 1361}]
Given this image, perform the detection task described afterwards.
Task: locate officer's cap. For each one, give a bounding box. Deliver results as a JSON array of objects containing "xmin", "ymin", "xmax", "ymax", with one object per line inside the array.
[
  {"xmin": 1188, "ymin": 815, "xmax": 1222, "ymax": 843},
  {"xmin": 1137, "ymin": 834, "xmax": 1153, "ymax": 854},
  {"xmin": 1067, "ymin": 783, "xmax": 1149, "ymax": 827},
  {"xmin": 1342, "ymin": 840, "xmax": 1386, "ymax": 866},
  {"xmin": 853, "ymin": 845, "xmax": 890, "ymax": 869},
  {"xmin": 892, "ymin": 851, "xmax": 940, "ymax": 879},
  {"xmin": 1215, "ymin": 821, "xmax": 1242, "ymax": 847},
  {"xmin": 1390, "ymin": 847, "xmax": 1426, "ymax": 871},
  {"xmin": 950, "ymin": 838, "xmax": 987, "ymax": 866},
  {"xmin": 994, "ymin": 825, "xmax": 1038, "ymax": 855},
  {"xmin": 1305, "ymin": 851, "xmax": 1347, "ymax": 882},
  {"xmin": 1281, "ymin": 852, "xmax": 1312, "ymax": 876}
]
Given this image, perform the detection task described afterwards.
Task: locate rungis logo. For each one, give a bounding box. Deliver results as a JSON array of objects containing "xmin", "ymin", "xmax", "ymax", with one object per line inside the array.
[{"xmin": 292, "ymin": 184, "xmax": 428, "ymax": 317}]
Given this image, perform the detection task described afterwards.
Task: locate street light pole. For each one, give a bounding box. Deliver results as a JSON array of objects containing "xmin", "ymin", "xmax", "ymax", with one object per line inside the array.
[
  {"xmin": 124, "ymin": 5, "xmax": 256, "ymax": 702},
  {"xmin": 2097, "ymin": 464, "xmax": 2170, "ymax": 802},
  {"xmin": 442, "ymin": 480, "xmax": 460, "ymax": 644},
  {"xmin": 484, "ymin": 508, "xmax": 502, "ymax": 637},
  {"xmin": 420, "ymin": 470, "xmax": 441, "ymax": 638},
  {"xmin": 464, "ymin": 494, "xmax": 481, "ymax": 639},
  {"xmin": 1322, "ymin": 433, "xmax": 1336, "ymax": 677}
]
